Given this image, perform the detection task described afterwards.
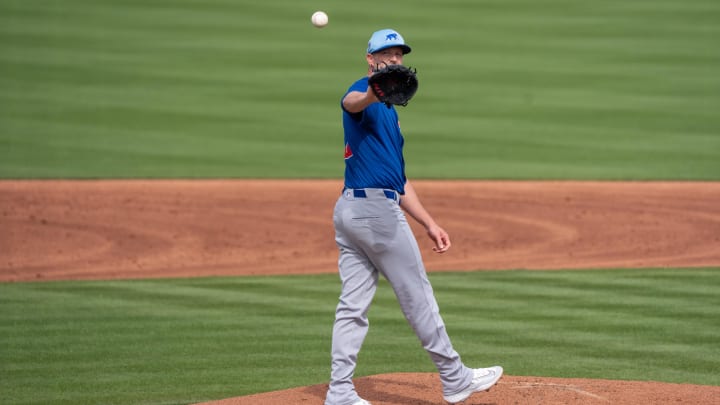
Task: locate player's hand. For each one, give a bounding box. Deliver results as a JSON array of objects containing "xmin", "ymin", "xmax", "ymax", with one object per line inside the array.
[
  {"xmin": 365, "ymin": 85, "xmax": 380, "ymax": 103},
  {"xmin": 428, "ymin": 225, "xmax": 451, "ymax": 253}
]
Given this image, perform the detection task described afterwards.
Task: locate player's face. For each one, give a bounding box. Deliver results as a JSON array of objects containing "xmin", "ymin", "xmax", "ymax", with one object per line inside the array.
[{"xmin": 368, "ymin": 46, "xmax": 404, "ymax": 69}]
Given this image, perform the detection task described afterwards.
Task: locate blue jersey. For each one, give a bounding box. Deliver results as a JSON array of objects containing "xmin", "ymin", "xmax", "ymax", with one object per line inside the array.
[{"xmin": 341, "ymin": 77, "xmax": 407, "ymax": 194}]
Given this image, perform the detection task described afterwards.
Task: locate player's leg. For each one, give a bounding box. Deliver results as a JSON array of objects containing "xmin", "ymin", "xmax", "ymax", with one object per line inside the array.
[
  {"xmin": 326, "ymin": 197, "xmax": 380, "ymax": 405},
  {"xmin": 374, "ymin": 202, "xmax": 474, "ymax": 397}
]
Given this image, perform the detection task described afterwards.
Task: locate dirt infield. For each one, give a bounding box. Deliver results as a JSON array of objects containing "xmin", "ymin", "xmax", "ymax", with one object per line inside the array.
[
  {"xmin": 2, "ymin": 180, "xmax": 719, "ymax": 281},
  {"xmin": 196, "ymin": 374, "xmax": 720, "ymax": 405},
  {"xmin": 2, "ymin": 180, "xmax": 719, "ymax": 404}
]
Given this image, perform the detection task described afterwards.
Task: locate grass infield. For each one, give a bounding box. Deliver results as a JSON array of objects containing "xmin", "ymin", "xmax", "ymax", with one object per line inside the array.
[{"xmin": 1, "ymin": 268, "xmax": 718, "ymax": 405}]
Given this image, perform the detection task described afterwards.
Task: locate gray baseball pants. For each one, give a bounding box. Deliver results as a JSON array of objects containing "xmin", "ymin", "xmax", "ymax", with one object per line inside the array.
[{"xmin": 325, "ymin": 188, "xmax": 473, "ymax": 405}]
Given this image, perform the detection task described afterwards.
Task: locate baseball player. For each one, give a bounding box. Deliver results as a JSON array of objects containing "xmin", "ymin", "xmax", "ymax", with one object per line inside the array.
[{"xmin": 325, "ymin": 29, "xmax": 503, "ymax": 405}]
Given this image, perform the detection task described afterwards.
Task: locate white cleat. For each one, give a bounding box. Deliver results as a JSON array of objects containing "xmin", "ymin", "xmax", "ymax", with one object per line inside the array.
[
  {"xmin": 351, "ymin": 399, "xmax": 372, "ymax": 405},
  {"xmin": 443, "ymin": 366, "xmax": 503, "ymax": 404}
]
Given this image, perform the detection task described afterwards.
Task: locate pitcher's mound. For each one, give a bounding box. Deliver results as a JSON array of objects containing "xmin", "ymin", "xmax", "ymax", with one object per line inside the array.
[{"xmin": 195, "ymin": 372, "xmax": 720, "ymax": 405}]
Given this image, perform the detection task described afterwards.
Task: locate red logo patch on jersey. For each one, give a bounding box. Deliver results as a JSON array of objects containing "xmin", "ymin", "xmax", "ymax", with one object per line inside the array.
[{"xmin": 344, "ymin": 143, "xmax": 353, "ymax": 159}]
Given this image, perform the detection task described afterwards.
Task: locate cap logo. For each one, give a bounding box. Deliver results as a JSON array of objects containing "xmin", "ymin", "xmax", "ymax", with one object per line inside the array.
[{"xmin": 385, "ymin": 33, "xmax": 398, "ymax": 41}]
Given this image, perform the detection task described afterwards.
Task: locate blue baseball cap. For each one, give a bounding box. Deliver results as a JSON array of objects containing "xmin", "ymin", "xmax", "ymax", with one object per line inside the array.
[{"xmin": 366, "ymin": 29, "xmax": 412, "ymax": 55}]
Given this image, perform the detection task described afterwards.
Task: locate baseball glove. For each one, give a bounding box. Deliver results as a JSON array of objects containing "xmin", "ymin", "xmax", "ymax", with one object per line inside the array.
[{"xmin": 368, "ymin": 64, "xmax": 419, "ymax": 107}]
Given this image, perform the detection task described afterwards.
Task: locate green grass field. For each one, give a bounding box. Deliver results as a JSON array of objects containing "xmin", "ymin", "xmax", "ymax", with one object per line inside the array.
[
  {"xmin": 1, "ymin": 0, "xmax": 719, "ymax": 179},
  {"xmin": 1, "ymin": 269, "xmax": 718, "ymax": 405},
  {"xmin": 1, "ymin": 0, "xmax": 719, "ymax": 404}
]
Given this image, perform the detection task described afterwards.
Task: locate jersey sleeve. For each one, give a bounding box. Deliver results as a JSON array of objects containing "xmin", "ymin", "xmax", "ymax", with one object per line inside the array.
[{"xmin": 340, "ymin": 78, "xmax": 371, "ymax": 120}]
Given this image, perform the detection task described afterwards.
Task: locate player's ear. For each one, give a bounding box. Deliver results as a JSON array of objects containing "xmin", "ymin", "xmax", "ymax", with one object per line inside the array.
[{"xmin": 365, "ymin": 53, "xmax": 374, "ymax": 69}]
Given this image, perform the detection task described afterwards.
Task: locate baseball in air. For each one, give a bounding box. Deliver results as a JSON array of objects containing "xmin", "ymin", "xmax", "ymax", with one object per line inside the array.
[{"xmin": 311, "ymin": 11, "xmax": 328, "ymax": 28}]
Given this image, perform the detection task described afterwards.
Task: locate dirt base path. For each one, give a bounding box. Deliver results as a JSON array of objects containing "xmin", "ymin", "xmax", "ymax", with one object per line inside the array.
[{"xmin": 2, "ymin": 180, "xmax": 719, "ymax": 404}]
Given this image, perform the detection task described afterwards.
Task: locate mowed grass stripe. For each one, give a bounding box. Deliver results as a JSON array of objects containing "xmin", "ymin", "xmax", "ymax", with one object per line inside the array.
[
  {"xmin": 1, "ymin": 268, "xmax": 718, "ymax": 404},
  {"xmin": 0, "ymin": 277, "xmax": 335, "ymax": 404},
  {"xmin": 0, "ymin": 0, "xmax": 339, "ymax": 178},
  {"xmin": 1, "ymin": 0, "xmax": 719, "ymax": 179},
  {"xmin": 400, "ymin": 0, "xmax": 720, "ymax": 179}
]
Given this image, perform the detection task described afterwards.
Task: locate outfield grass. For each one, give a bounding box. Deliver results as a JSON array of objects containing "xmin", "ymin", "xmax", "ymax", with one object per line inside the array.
[
  {"xmin": 1, "ymin": 268, "xmax": 718, "ymax": 405},
  {"xmin": 1, "ymin": 0, "xmax": 719, "ymax": 179}
]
